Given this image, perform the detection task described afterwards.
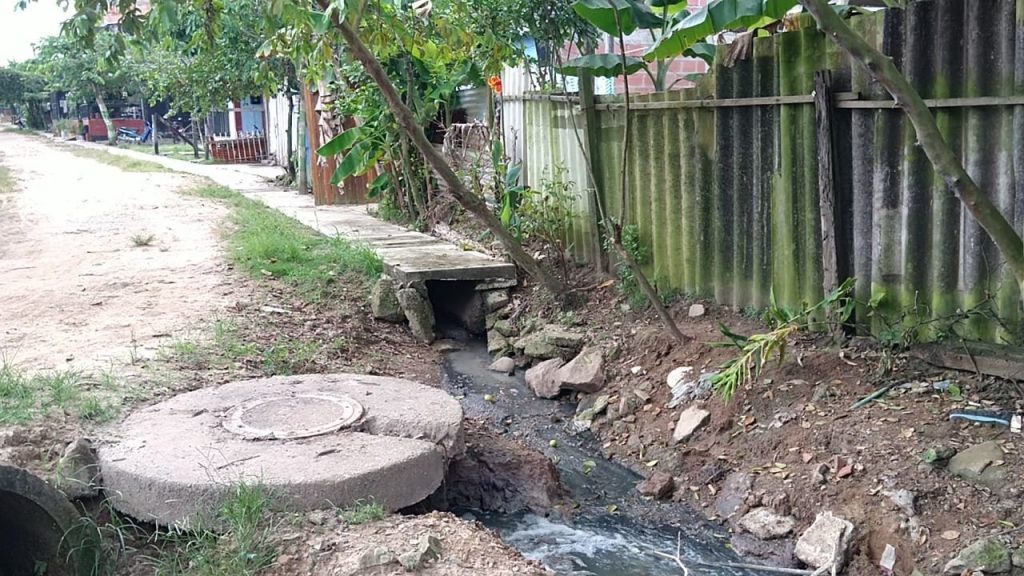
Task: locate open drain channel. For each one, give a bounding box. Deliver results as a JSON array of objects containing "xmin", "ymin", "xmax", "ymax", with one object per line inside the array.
[{"xmin": 440, "ymin": 342, "xmax": 759, "ymax": 575}]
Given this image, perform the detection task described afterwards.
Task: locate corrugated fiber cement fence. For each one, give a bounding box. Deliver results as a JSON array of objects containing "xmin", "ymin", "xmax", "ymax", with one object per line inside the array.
[{"xmin": 516, "ymin": 0, "xmax": 1024, "ymax": 345}]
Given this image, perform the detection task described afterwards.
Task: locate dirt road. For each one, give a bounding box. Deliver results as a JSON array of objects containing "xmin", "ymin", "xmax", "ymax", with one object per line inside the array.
[{"xmin": 0, "ymin": 132, "xmax": 235, "ymax": 372}]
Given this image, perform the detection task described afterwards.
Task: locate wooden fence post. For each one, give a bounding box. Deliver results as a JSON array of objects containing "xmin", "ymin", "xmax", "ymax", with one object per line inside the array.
[
  {"xmin": 579, "ymin": 68, "xmax": 607, "ymax": 272},
  {"xmin": 814, "ymin": 71, "xmax": 839, "ymax": 294},
  {"xmin": 814, "ymin": 69, "xmax": 846, "ymax": 334},
  {"xmin": 152, "ymin": 114, "xmax": 159, "ymax": 155}
]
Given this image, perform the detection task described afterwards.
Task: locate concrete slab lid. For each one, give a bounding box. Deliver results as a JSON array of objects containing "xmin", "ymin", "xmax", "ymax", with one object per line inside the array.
[{"xmin": 97, "ymin": 374, "xmax": 464, "ymax": 527}]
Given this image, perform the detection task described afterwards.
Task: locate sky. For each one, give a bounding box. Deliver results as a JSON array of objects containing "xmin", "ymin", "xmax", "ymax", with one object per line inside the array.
[{"xmin": 0, "ymin": 1, "xmax": 71, "ymax": 64}]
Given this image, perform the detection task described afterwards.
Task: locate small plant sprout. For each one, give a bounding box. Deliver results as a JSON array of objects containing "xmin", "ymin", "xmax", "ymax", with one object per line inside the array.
[{"xmin": 130, "ymin": 233, "xmax": 156, "ymax": 247}]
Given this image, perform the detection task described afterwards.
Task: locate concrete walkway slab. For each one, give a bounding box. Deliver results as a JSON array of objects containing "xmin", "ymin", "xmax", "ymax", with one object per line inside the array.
[
  {"xmin": 97, "ymin": 374, "xmax": 465, "ymax": 527},
  {"xmin": 67, "ymin": 141, "xmax": 517, "ymax": 285}
]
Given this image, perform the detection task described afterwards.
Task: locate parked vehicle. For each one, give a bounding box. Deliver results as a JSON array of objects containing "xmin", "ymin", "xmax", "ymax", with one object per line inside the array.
[{"xmin": 116, "ymin": 122, "xmax": 152, "ymax": 144}]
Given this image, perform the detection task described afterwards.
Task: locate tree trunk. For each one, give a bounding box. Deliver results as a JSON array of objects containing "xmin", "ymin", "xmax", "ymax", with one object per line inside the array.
[
  {"xmin": 285, "ymin": 91, "xmax": 297, "ymax": 181},
  {"xmin": 93, "ymin": 87, "xmax": 116, "ymax": 146},
  {"xmin": 801, "ymin": 0, "xmax": 1024, "ymax": 295},
  {"xmin": 330, "ymin": 15, "xmax": 568, "ymax": 298}
]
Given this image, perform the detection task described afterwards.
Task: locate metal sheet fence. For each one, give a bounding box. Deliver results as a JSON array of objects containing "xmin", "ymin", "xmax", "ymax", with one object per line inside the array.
[{"xmin": 520, "ymin": 0, "xmax": 1024, "ymax": 343}]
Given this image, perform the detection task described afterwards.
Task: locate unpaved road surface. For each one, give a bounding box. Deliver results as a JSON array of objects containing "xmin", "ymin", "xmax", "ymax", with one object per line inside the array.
[{"xmin": 0, "ymin": 132, "xmax": 235, "ymax": 372}]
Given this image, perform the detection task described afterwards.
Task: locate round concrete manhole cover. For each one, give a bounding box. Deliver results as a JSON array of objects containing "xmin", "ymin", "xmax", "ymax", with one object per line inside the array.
[{"xmin": 223, "ymin": 394, "xmax": 364, "ymax": 440}]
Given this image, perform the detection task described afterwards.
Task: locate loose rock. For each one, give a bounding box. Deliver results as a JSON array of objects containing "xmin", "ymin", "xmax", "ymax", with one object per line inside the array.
[
  {"xmin": 370, "ymin": 275, "xmax": 405, "ymax": 323},
  {"xmin": 481, "ymin": 289, "xmax": 511, "ymax": 312},
  {"xmin": 525, "ymin": 358, "xmax": 564, "ymax": 399},
  {"xmin": 396, "ymin": 287, "xmax": 436, "ymax": 344},
  {"xmin": 488, "ymin": 357, "xmax": 515, "ymax": 375},
  {"xmin": 556, "ymin": 346, "xmax": 605, "ymax": 393},
  {"xmin": 715, "ymin": 472, "xmax": 753, "ymax": 519},
  {"xmin": 486, "ymin": 330, "xmax": 509, "ymax": 355},
  {"xmin": 883, "ymin": 488, "xmax": 917, "ymax": 517},
  {"xmin": 948, "ymin": 441, "xmax": 1007, "ymax": 490},
  {"xmin": 688, "ymin": 303, "xmax": 706, "ymax": 318},
  {"xmin": 794, "ymin": 511, "xmax": 854, "ymax": 570},
  {"xmin": 493, "ymin": 319, "xmax": 517, "ymax": 337},
  {"xmin": 398, "ymin": 534, "xmax": 442, "ymax": 570},
  {"xmin": 730, "ymin": 533, "xmax": 798, "ymax": 569},
  {"xmin": 944, "ymin": 538, "xmax": 1012, "ymax": 574},
  {"xmin": 572, "ymin": 394, "xmax": 609, "ymax": 433},
  {"xmin": 672, "ymin": 406, "xmax": 710, "ymax": 444},
  {"xmin": 738, "ymin": 507, "xmax": 796, "ymax": 540},
  {"xmin": 55, "ymin": 438, "xmax": 101, "ymax": 499},
  {"xmin": 514, "ymin": 324, "xmax": 585, "ymax": 360},
  {"xmin": 637, "ymin": 472, "xmax": 675, "ymax": 499},
  {"xmin": 358, "ymin": 547, "xmax": 396, "ymax": 569}
]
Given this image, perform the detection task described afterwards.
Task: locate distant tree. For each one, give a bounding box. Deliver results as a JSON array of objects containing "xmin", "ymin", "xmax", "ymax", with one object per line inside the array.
[{"xmin": 31, "ymin": 30, "xmax": 140, "ymax": 143}]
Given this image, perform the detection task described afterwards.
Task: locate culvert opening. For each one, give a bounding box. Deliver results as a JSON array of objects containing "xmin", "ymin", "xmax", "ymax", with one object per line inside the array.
[
  {"xmin": 425, "ymin": 280, "xmax": 487, "ymax": 337},
  {"xmin": 0, "ymin": 465, "xmax": 97, "ymax": 576}
]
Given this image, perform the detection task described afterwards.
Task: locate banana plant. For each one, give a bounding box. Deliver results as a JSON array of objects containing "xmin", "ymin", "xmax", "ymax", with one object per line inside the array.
[
  {"xmin": 562, "ymin": 0, "xmax": 703, "ymax": 91},
  {"xmin": 645, "ymin": 0, "xmax": 798, "ymax": 62},
  {"xmin": 561, "ymin": 0, "xmax": 801, "ymax": 88}
]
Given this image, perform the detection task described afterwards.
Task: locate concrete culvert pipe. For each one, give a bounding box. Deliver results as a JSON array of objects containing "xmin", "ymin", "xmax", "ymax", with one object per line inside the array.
[{"xmin": 0, "ymin": 464, "xmax": 99, "ymax": 576}]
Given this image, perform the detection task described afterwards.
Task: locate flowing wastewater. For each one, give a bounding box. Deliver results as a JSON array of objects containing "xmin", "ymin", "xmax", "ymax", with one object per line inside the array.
[{"xmin": 440, "ymin": 341, "xmax": 758, "ymax": 576}]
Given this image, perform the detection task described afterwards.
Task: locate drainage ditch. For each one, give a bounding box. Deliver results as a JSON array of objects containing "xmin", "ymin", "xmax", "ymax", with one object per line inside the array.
[{"xmin": 433, "ymin": 340, "xmax": 759, "ymax": 575}]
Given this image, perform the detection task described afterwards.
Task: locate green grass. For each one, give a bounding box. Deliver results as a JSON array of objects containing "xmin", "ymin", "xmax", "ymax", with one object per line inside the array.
[
  {"xmin": 121, "ymin": 142, "xmax": 210, "ymax": 163},
  {"xmin": 130, "ymin": 232, "xmax": 156, "ymax": 247},
  {"xmin": 339, "ymin": 499, "xmax": 387, "ymax": 525},
  {"xmin": 68, "ymin": 147, "xmax": 171, "ymax": 172},
  {"xmin": 187, "ymin": 184, "xmax": 383, "ymax": 301},
  {"xmin": 164, "ymin": 319, "xmax": 347, "ymax": 377},
  {"xmin": 0, "ymin": 164, "xmax": 12, "ymax": 194},
  {"xmin": 148, "ymin": 483, "xmax": 277, "ymax": 576},
  {"xmin": 0, "ymin": 362, "xmax": 123, "ymax": 424}
]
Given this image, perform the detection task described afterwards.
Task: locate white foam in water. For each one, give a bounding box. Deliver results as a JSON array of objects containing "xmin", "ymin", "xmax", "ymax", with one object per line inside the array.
[{"xmin": 503, "ymin": 514, "xmax": 645, "ymax": 559}]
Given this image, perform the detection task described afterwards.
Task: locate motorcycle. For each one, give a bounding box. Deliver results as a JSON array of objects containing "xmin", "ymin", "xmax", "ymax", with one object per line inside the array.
[{"xmin": 116, "ymin": 122, "xmax": 152, "ymax": 144}]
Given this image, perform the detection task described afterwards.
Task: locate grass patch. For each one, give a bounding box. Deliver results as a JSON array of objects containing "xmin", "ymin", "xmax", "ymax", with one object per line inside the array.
[
  {"xmin": 187, "ymin": 183, "xmax": 383, "ymax": 301},
  {"xmin": 339, "ymin": 499, "xmax": 387, "ymax": 525},
  {"xmin": 68, "ymin": 147, "xmax": 171, "ymax": 173},
  {"xmin": 0, "ymin": 164, "xmax": 12, "ymax": 194},
  {"xmin": 163, "ymin": 319, "xmax": 347, "ymax": 377},
  {"xmin": 130, "ymin": 232, "xmax": 156, "ymax": 247},
  {"xmin": 0, "ymin": 362, "xmax": 124, "ymax": 424},
  {"xmin": 121, "ymin": 142, "xmax": 211, "ymax": 163},
  {"xmin": 148, "ymin": 483, "xmax": 277, "ymax": 576}
]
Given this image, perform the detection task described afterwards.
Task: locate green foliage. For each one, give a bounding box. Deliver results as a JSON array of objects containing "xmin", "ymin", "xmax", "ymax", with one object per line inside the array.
[
  {"xmin": 134, "ymin": 0, "xmax": 292, "ymax": 116},
  {"xmin": 148, "ymin": 483, "xmax": 277, "ymax": 576},
  {"xmin": 709, "ymin": 278, "xmax": 856, "ymax": 401},
  {"xmin": 518, "ymin": 166, "xmax": 576, "ymax": 248},
  {"xmin": 602, "ymin": 222, "xmax": 649, "ymax": 309},
  {"xmin": 559, "ymin": 53, "xmax": 647, "ymax": 78},
  {"xmin": 339, "ymin": 500, "xmax": 387, "ymax": 525},
  {"xmin": 572, "ymin": 0, "xmax": 665, "ymax": 36},
  {"xmin": 646, "ymin": 0, "xmax": 798, "ymax": 62},
  {"xmin": 30, "ymin": 31, "xmax": 140, "ymax": 107}
]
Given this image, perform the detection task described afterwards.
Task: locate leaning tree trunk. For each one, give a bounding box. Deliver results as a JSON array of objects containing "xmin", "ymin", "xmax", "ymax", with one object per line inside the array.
[
  {"xmin": 92, "ymin": 87, "xmax": 116, "ymax": 146},
  {"xmin": 800, "ymin": 0, "xmax": 1024, "ymax": 295},
  {"xmin": 325, "ymin": 11, "xmax": 568, "ymax": 298}
]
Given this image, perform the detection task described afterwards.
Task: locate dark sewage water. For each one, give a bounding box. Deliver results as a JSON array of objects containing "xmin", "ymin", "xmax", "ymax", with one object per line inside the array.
[{"xmin": 441, "ymin": 342, "xmax": 759, "ymax": 576}]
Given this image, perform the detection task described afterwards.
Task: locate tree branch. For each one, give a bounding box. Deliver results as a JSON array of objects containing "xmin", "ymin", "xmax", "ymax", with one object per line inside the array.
[{"xmin": 800, "ymin": 0, "xmax": 1024, "ymax": 294}]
